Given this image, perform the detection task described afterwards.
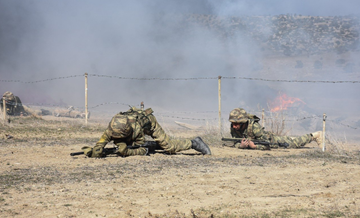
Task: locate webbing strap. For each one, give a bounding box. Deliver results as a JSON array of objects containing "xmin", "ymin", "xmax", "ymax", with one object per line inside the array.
[{"xmin": 247, "ymin": 120, "xmax": 255, "ymax": 139}]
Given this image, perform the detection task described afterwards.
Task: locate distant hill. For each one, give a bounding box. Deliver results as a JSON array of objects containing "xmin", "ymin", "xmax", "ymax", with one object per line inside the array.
[{"xmin": 178, "ymin": 14, "xmax": 360, "ymax": 56}]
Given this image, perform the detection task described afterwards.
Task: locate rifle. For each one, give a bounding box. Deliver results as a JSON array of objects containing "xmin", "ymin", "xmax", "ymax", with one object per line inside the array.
[
  {"xmin": 221, "ymin": 137, "xmax": 289, "ymax": 149},
  {"xmin": 70, "ymin": 147, "xmax": 118, "ymax": 156},
  {"xmin": 70, "ymin": 141, "xmax": 162, "ymax": 156}
]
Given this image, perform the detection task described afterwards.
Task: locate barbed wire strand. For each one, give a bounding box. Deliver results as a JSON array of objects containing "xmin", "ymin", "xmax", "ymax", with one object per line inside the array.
[
  {"xmin": 1, "ymin": 74, "xmax": 359, "ymax": 83},
  {"xmin": 221, "ymin": 76, "xmax": 360, "ymax": 83},
  {"xmin": 0, "ymin": 75, "xmax": 83, "ymax": 83},
  {"xmin": 89, "ymin": 102, "xmax": 137, "ymax": 109},
  {"xmin": 88, "ymin": 74, "xmax": 218, "ymax": 80}
]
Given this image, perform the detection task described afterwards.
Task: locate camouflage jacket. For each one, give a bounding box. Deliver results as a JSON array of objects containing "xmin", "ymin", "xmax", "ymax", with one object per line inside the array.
[{"xmin": 230, "ymin": 119, "xmax": 273, "ymax": 150}]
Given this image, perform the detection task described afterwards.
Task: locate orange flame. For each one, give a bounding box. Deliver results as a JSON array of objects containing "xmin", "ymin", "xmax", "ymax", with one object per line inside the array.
[{"xmin": 269, "ymin": 93, "xmax": 305, "ymax": 112}]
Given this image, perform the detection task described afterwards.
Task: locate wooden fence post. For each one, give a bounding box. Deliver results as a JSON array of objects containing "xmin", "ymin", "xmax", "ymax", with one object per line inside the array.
[
  {"xmin": 85, "ymin": 73, "xmax": 88, "ymax": 125},
  {"xmin": 218, "ymin": 76, "xmax": 222, "ymax": 135},
  {"xmin": 2, "ymin": 98, "xmax": 6, "ymax": 124},
  {"xmin": 322, "ymin": 113, "xmax": 326, "ymax": 152}
]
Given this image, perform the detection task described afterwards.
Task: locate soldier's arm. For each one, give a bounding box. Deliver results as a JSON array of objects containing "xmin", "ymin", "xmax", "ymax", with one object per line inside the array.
[
  {"xmin": 115, "ymin": 142, "xmax": 129, "ymax": 156},
  {"xmin": 130, "ymin": 122, "xmax": 145, "ymax": 146},
  {"xmin": 116, "ymin": 142, "xmax": 147, "ymax": 157},
  {"xmin": 95, "ymin": 129, "xmax": 112, "ymax": 148},
  {"xmin": 248, "ymin": 140, "xmax": 257, "ymax": 149},
  {"xmin": 132, "ymin": 130, "xmax": 145, "ymax": 146},
  {"xmin": 250, "ymin": 122, "xmax": 270, "ymax": 150},
  {"xmin": 234, "ymin": 138, "xmax": 256, "ymax": 149}
]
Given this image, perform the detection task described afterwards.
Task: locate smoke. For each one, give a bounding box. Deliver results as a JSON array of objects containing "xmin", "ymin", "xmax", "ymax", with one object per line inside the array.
[
  {"xmin": 0, "ymin": 1, "xmax": 244, "ymax": 110},
  {"xmin": 210, "ymin": 0, "xmax": 360, "ymax": 16},
  {"xmin": 0, "ymin": 0, "xmax": 359, "ymax": 125}
]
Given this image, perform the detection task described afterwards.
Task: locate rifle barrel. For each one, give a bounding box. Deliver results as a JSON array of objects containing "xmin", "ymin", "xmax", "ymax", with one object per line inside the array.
[
  {"xmin": 221, "ymin": 137, "xmax": 241, "ymax": 141},
  {"xmin": 70, "ymin": 151, "xmax": 84, "ymax": 156}
]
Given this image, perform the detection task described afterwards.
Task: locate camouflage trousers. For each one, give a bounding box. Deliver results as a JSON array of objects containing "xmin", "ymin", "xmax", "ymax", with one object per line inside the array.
[
  {"xmin": 270, "ymin": 134, "xmax": 313, "ymax": 149},
  {"xmin": 145, "ymin": 115, "xmax": 192, "ymax": 153}
]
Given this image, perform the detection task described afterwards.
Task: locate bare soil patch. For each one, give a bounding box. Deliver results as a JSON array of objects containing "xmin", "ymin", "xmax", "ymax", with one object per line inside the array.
[{"xmin": 1, "ymin": 116, "xmax": 360, "ymax": 217}]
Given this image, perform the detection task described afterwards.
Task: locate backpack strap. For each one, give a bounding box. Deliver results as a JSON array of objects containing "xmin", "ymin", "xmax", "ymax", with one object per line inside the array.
[
  {"xmin": 246, "ymin": 116, "xmax": 261, "ymax": 139},
  {"xmin": 247, "ymin": 119, "xmax": 255, "ymax": 139}
]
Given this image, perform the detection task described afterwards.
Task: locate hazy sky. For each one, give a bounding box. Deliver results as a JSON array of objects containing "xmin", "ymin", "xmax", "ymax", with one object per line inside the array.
[{"xmin": 0, "ymin": 0, "xmax": 359, "ymax": 122}]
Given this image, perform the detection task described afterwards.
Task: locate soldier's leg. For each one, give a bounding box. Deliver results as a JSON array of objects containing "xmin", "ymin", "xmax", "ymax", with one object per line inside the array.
[
  {"xmin": 311, "ymin": 131, "xmax": 323, "ymax": 148},
  {"xmin": 168, "ymin": 138, "xmax": 192, "ymax": 153},
  {"xmin": 146, "ymin": 115, "xmax": 191, "ymax": 153},
  {"xmin": 272, "ymin": 134, "xmax": 313, "ymax": 148}
]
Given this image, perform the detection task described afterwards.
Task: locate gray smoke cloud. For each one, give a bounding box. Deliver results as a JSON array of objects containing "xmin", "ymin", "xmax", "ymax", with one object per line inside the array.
[
  {"xmin": 0, "ymin": 0, "xmax": 250, "ymax": 110},
  {"xmin": 210, "ymin": 0, "xmax": 360, "ymax": 16},
  {"xmin": 0, "ymin": 0, "xmax": 359, "ymax": 131}
]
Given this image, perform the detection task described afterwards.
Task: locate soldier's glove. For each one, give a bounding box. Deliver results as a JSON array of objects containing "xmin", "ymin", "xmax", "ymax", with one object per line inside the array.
[
  {"xmin": 81, "ymin": 146, "xmax": 93, "ymax": 157},
  {"xmin": 91, "ymin": 145, "xmax": 104, "ymax": 158}
]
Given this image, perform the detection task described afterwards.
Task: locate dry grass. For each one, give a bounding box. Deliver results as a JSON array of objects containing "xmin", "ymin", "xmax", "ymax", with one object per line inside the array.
[
  {"xmin": 1, "ymin": 115, "xmax": 359, "ymax": 217},
  {"xmin": 263, "ymin": 109, "xmax": 292, "ymax": 136}
]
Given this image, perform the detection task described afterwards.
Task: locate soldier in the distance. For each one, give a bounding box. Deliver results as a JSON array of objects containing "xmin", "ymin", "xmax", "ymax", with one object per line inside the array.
[
  {"xmin": 83, "ymin": 106, "xmax": 212, "ymax": 157},
  {"xmin": 1, "ymin": 91, "xmax": 28, "ymax": 116},
  {"xmin": 228, "ymin": 108, "xmax": 323, "ymax": 150},
  {"xmin": 54, "ymin": 106, "xmax": 89, "ymax": 119}
]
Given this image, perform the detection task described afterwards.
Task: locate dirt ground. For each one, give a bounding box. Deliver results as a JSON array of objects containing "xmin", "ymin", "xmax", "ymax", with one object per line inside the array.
[{"xmin": 0, "ymin": 115, "xmax": 360, "ymax": 218}]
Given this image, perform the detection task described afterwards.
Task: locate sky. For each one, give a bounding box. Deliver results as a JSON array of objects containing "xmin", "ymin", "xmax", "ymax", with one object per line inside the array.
[{"xmin": 0, "ymin": 0, "xmax": 359, "ymax": 128}]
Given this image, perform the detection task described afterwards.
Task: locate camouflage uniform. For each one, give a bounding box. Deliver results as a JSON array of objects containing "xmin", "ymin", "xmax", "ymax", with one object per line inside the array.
[
  {"xmin": 229, "ymin": 108, "xmax": 314, "ymax": 150},
  {"xmin": 54, "ymin": 106, "xmax": 88, "ymax": 119},
  {"xmin": 0, "ymin": 91, "xmax": 27, "ymax": 116},
  {"xmin": 94, "ymin": 107, "xmax": 193, "ymax": 157}
]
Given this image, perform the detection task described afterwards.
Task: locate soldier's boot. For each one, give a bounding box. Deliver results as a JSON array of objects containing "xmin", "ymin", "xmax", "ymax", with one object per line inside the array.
[
  {"xmin": 191, "ymin": 137, "xmax": 212, "ymax": 155},
  {"xmin": 311, "ymin": 131, "xmax": 323, "ymax": 148}
]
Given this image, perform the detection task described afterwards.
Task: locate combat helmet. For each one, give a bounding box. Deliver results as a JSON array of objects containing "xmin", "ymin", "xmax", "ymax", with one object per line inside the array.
[
  {"xmin": 108, "ymin": 114, "xmax": 132, "ymax": 138},
  {"xmin": 3, "ymin": 91, "xmax": 15, "ymax": 101},
  {"xmin": 229, "ymin": 108, "xmax": 249, "ymax": 123}
]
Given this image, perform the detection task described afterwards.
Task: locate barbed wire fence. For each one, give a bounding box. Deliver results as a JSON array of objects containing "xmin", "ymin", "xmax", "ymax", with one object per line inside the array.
[
  {"xmin": 1, "ymin": 73, "xmax": 359, "ymax": 149},
  {"xmin": 2, "ymin": 74, "xmax": 359, "ymax": 83}
]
